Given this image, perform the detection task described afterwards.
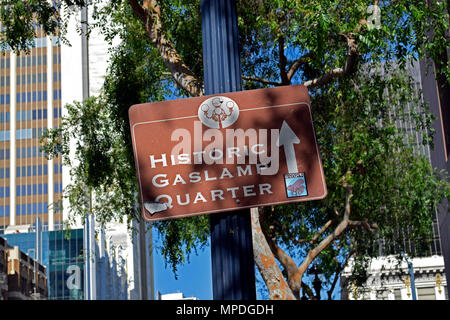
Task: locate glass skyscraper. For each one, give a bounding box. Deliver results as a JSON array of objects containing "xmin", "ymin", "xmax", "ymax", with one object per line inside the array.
[
  {"xmin": 2, "ymin": 228, "xmax": 84, "ymax": 300},
  {"xmin": 0, "ymin": 24, "xmax": 63, "ymax": 233}
]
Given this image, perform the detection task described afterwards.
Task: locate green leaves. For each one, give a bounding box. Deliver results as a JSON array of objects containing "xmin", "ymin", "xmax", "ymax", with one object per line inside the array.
[
  {"xmin": 154, "ymin": 215, "xmax": 209, "ymax": 278},
  {"xmin": 41, "ymin": 96, "xmax": 138, "ymax": 225},
  {"xmin": 25, "ymin": 0, "xmax": 450, "ymax": 296},
  {"xmin": 265, "ymin": 61, "xmax": 449, "ymax": 295},
  {"xmin": 0, "ymin": 0, "xmax": 61, "ymax": 52}
]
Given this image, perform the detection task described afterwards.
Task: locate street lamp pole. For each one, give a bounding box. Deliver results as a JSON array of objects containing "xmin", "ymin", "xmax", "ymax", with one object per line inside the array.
[
  {"xmin": 401, "ymin": 251, "xmax": 417, "ymax": 300},
  {"xmin": 201, "ymin": 0, "xmax": 256, "ymax": 300},
  {"xmin": 310, "ymin": 264, "xmax": 322, "ymax": 300}
]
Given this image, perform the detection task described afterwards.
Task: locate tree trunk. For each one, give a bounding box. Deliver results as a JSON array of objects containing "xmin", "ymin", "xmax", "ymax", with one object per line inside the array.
[{"xmin": 250, "ymin": 208, "xmax": 296, "ymax": 300}]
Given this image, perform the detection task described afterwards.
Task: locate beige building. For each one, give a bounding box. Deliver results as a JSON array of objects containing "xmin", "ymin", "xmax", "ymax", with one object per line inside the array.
[{"xmin": 0, "ymin": 23, "xmax": 63, "ymax": 233}]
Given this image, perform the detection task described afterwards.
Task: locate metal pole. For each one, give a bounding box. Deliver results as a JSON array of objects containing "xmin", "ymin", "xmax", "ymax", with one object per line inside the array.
[
  {"xmin": 81, "ymin": 4, "xmax": 89, "ymax": 101},
  {"xmin": 89, "ymin": 214, "xmax": 96, "ymax": 300},
  {"xmin": 146, "ymin": 223, "xmax": 155, "ymax": 300},
  {"xmin": 81, "ymin": 3, "xmax": 98, "ymax": 301},
  {"xmin": 138, "ymin": 219, "xmax": 148, "ymax": 300},
  {"xmin": 201, "ymin": 0, "xmax": 256, "ymax": 300},
  {"xmin": 401, "ymin": 252, "xmax": 417, "ymax": 300},
  {"xmin": 34, "ymin": 217, "xmax": 42, "ymax": 296},
  {"xmin": 98, "ymin": 227, "xmax": 107, "ymax": 299},
  {"xmin": 83, "ymin": 215, "xmax": 90, "ymax": 300},
  {"xmin": 35, "ymin": 217, "xmax": 42, "ymax": 264}
]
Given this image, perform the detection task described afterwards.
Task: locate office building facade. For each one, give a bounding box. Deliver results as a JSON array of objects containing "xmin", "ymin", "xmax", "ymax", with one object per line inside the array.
[
  {"xmin": 0, "ymin": 23, "xmax": 63, "ymax": 233},
  {"xmin": 0, "ymin": 3, "xmax": 109, "ymax": 234},
  {"xmin": 2, "ymin": 228, "xmax": 82, "ymax": 299}
]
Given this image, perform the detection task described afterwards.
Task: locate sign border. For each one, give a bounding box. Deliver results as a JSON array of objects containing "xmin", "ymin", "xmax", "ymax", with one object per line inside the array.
[{"xmin": 131, "ymin": 101, "xmax": 327, "ymax": 222}]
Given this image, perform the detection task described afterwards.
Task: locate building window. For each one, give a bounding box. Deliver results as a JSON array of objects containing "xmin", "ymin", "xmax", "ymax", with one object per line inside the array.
[
  {"xmin": 54, "ymin": 107, "xmax": 62, "ymax": 118},
  {"xmin": 15, "ymin": 202, "xmax": 48, "ymax": 215},
  {"xmin": 0, "ymin": 187, "xmax": 10, "ymax": 198},
  {"xmin": 54, "ymin": 182, "xmax": 63, "ymax": 193},
  {"xmin": 0, "ymin": 58, "xmax": 10, "ymax": 69},
  {"xmin": 417, "ymin": 287, "xmax": 436, "ymax": 300},
  {"xmin": 54, "ymin": 203, "xmax": 63, "ymax": 213},
  {"xmin": 0, "ymin": 76, "xmax": 10, "ymax": 86},
  {"xmin": 16, "ymin": 129, "xmax": 32, "ymax": 140},
  {"xmin": 394, "ymin": 288, "xmax": 402, "ymax": 300},
  {"xmin": 0, "ymin": 168, "xmax": 9, "ymax": 179},
  {"xmin": 0, "ymin": 149, "xmax": 10, "ymax": 160},
  {"xmin": 0, "ymin": 94, "xmax": 10, "ymax": 105},
  {"xmin": 15, "ymin": 165, "xmax": 48, "ymax": 177},
  {"xmin": 52, "ymin": 36, "xmax": 61, "ymax": 46},
  {"xmin": 53, "ymin": 72, "xmax": 61, "ymax": 82},
  {"xmin": 53, "ymin": 53, "xmax": 61, "ymax": 65},
  {"xmin": 16, "ymin": 183, "xmax": 48, "ymax": 196},
  {"xmin": 54, "ymin": 163, "xmax": 63, "ymax": 174},
  {"xmin": 0, "ymin": 130, "xmax": 10, "ymax": 141},
  {"xmin": 16, "ymin": 55, "xmax": 47, "ymax": 67},
  {"xmin": 34, "ymin": 37, "xmax": 47, "ymax": 48},
  {"xmin": 15, "ymin": 128, "xmax": 46, "ymax": 140},
  {"xmin": 16, "ymin": 91, "xmax": 49, "ymax": 103},
  {"xmin": 16, "ymin": 109, "xmax": 47, "ymax": 121},
  {"xmin": 0, "ymin": 112, "xmax": 9, "ymax": 123},
  {"xmin": 15, "ymin": 73, "xmax": 47, "ymax": 85},
  {"xmin": 0, "ymin": 206, "xmax": 10, "ymax": 217},
  {"xmin": 16, "ymin": 146, "xmax": 44, "ymax": 158},
  {"xmin": 53, "ymin": 89, "xmax": 61, "ymax": 101}
]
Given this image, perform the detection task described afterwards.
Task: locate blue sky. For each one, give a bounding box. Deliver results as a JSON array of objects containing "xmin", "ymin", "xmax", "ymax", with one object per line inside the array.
[
  {"xmin": 152, "ymin": 226, "xmax": 340, "ymax": 300},
  {"xmin": 152, "ymin": 230, "xmax": 267, "ymax": 300},
  {"xmin": 152, "ymin": 228, "xmax": 213, "ymax": 300}
]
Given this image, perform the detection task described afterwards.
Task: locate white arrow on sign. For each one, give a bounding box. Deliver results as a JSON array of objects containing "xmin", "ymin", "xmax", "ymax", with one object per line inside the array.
[{"xmin": 276, "ymin": 120, "xmax": 300, "ymax": 173}]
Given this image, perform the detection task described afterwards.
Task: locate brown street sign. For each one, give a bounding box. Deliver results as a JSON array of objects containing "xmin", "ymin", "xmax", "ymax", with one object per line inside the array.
[{"xmin": 129, "ymin": 84, "xmax": 327, "ymax": 222}]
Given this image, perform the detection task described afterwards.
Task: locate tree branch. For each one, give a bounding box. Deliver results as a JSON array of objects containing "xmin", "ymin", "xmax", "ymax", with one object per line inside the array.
[
  {"xmin": 303, "ymin": 36, "xmax": 358, "ymax": 88},
  {"xmin": 247, "ymin": 40, "xmax": 312, "ymax": 86},
  {"xmin": 127, "ymin": 0, "xmax": 204, "ymax": 96},
  {"xmin": 286, "ymin": 52, "xmax": 313, "ymax": 82},
  {"xmin": 250, "ymin": 208, "xmax": 296, "ymax": 300},
  {"xmin": 295, "ymin": 184, "xmax": 353, "ymax": 291},
  {"xmin": 278, "ymin": 36, "xmax": 289, "ymax": 85},
  {"xmin": 327, "ymin": 248, "xmax": 355, "ymax": 300},
  {"xmin": 301, "ymin": 282, "xmax": 315, "ymax": 300},
  {"xmin": 291, "ymin": 219, "xmax": 333, "ymax": 246},
  {"xmin": 348, "ymin": 219, "xmax": 378, "ymax": 232},
  {"xmin": 259, "ymin": 209, "xmax": 302, "ymax": 299},
  {"xmin": 310, "ymin": 219, "xmax": 333, "ymax": 245},
  {"xmin": 127, "ymin": 0, "xmax": 146, "ymax": 21},
  {"xmin": 242, "ymin": 75, "xmax": 282, "ymax": 86}
]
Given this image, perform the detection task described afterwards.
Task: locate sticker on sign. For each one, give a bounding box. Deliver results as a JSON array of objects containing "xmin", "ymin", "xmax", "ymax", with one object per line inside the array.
[{"xmin": 129, "ymin": 84, "xmax": 327, "ymax": 221}]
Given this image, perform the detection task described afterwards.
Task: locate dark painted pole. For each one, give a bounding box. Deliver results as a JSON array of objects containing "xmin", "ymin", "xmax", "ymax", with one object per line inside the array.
[
  {"xmin": 401, "ymin": 252, "xmax": 417, "ymax": 300},
  {"xmin": 201, "ymin": 0, "xmax": 256, "ymax": 300}
]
